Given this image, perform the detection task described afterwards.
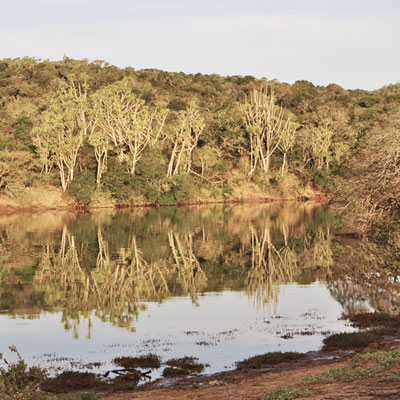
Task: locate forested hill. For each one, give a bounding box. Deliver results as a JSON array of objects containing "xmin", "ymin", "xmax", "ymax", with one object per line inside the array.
[{"xmin": 0, "ymin": 57, "xmax": 399, "ymax": 235}]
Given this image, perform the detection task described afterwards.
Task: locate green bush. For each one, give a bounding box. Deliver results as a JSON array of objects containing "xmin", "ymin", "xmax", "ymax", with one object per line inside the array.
[
  {"xmin": 142, "ymin": 183, "xmax": 159, "ymax": 202},
  {"xmin": 67, "ymin": 170, "xmax": 96, "ymax": 204},
  {"xmin": 171, "ymin": 174, "xmax": 196, "ymax": 202},
  {"xmin": 237, "ymin": 352, "xmax": 306, "ymax": 369},
  {"xmin": 157, "ymin": 192, "xmax": 178, "ymax": 205},
  {"xmin": 135, "ymin": 147, "xmax": 167, "ymax": 180},
  {"xmin": 322, "ymin": 331, "xmax": 380, "ymax": 350},
  {"xmin": 0, "ymin": 346, "xmax": 47, "ymax": 400},
  {"xmin": 101, "ymin": 160, "xmax": 135, "ymax": 201}
]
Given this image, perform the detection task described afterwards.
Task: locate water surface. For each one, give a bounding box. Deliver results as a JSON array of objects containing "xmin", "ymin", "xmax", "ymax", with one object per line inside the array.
[{"xmin": 0, "ymin": 203, "xmax": 392, "ymax": 379}]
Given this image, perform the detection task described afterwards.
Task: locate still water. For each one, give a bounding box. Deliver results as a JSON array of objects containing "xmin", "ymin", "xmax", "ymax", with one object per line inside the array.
[{"xmin": 0, "ymin": 203, "xmax": 392, "ymax": 379}]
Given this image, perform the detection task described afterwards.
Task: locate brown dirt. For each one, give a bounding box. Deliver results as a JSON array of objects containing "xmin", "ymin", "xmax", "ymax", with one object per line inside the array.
[
  {"xmin": 99, "ymin": 343, "xmax": 400, "ymax": 400},
  {"xmin": 0, "ymin": 186, "xmax": 74, "ymax": 214}
]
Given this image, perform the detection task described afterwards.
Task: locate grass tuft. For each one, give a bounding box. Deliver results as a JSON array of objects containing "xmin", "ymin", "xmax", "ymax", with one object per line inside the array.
[
  {"xmin": 41, "ymin": 371, "xmax": 103, "ymax": 394},
  {"xmin": 322, "ymin": 331, "xmax": 380, "ymax": 350},
  {"xmin": 162, "ymin": 357, "xmax": 206, "ymax": 377},
  {"xmin": 113, "ymin": 353, "xmax": 161, "ymax": 369},
  {"xmin": 258, "ymin": 386, "xmax": 310, "ymax": 400},
  {"xmin": 237, "ymin": 352, "xmax": 306, "ymax": 369},
  {"xmin": 346, "ymin": 313, "xmax": 400, "ymax": 329}
]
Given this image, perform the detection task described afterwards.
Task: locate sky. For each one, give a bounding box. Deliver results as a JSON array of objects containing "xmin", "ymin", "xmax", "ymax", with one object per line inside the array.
[{"xmin": 1, "ymin": 0, "xmax": 400, "ymax": 90}]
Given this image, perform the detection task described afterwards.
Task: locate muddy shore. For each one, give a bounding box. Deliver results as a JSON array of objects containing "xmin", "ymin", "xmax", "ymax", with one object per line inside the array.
[{"xmin": 99, "ymin": 337, "xmax": 400, "ymax": 400}]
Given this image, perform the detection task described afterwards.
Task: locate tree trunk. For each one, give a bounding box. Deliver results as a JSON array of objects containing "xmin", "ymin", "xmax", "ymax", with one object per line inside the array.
[{"xmin": 281, "ymin": 152, "xmax": 287, "ymax": 175}]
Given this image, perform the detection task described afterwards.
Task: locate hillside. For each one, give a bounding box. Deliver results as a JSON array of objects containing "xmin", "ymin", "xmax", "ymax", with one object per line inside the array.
[{"xmin": 0, "ymin": 57, "xmax": 399, "ymax": 237}]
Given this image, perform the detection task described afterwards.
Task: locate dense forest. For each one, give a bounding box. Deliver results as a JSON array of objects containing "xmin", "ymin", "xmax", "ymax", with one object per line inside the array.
[{"xmin": 0, "ymin": 56, "xmax": 399, "ymax": 238}]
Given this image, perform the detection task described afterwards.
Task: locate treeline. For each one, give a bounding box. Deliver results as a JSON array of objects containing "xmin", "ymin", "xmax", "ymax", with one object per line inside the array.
[{"xmin": 0, "ymin": 57, "xmax": 399, "ymax": 219}]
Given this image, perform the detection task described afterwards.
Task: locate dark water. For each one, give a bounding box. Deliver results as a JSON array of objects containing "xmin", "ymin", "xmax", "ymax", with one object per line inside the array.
[{"xmin": 0, "ymin": 203, "xmax": 396, "ymax": 378}]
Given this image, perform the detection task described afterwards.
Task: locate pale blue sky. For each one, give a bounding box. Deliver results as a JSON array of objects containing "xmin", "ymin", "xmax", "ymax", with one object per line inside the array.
[{"xmin": 1, "ymin": 0, "xmax": 400, "ymax": 89}]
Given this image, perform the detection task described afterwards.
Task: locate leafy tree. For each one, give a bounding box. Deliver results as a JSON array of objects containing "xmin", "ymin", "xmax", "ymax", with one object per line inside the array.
[
  {"xmin": 166, "ymin": 101, "xmax": 205, "ymax": 177},
  {"xmin": 278, "ymin": 118, "xmax": 299, "ymax": 174},
  {"xmin": 31, "ymin": 76, "xmax": 88, "ymax": 190},
  {"xmin": 89, "ymin": 79, "xmax": 168, "ymax": 176},
  {"xmin": 239, "ymin": 86, "xmax": 293, "ymax": 175}
]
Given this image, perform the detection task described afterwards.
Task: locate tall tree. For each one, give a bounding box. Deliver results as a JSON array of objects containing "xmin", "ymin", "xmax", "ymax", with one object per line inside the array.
[
  {"xmin": 239, "ymin": 86, "xmax": 291, "ymax": 175},
  {"xmin": 31, "ymin": 76, "xmax": 88, "ymax": 190},
  {"xmin": 278, "ymin": 118, "xmax": 299, "ymax": 174},
  {"xmin": 89, "ymin": 80, "xmax": 168, "ymax": 176},
  {"xmin": 167, "ymin": 101, "xmax": 205, "ymax": 177}
]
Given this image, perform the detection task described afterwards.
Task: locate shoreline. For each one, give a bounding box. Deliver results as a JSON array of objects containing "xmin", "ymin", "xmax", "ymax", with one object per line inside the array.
[
  {"xmin": 0, "ymin": 193, "xmax": 328, "ymax": 217},
  {"xmin": 98, "ymin": 332, "xmax": 400, "ymax": 399}
]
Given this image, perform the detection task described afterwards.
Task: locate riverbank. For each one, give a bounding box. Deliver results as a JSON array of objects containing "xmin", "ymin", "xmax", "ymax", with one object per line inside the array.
[
  {"xmin": 95, "ymin": 315, "xmax": 400, "ymax": 399},
  {"xmin": 39, "ymin": 318, "xmax": 398, "ymax": 400},
  {"xmin": 100, "ymin": 342, "xmax": 400, "ymax": 400},
  {"xmin": 0, "ymin": 176, "xmax": 328, "ymax": 215}
]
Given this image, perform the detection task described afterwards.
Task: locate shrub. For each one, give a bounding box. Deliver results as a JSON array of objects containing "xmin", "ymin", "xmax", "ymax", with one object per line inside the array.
[
  {"xmin": 67, "ymin": 170, "xmax": 96, "ymax": 204},
  {"xmin": 162, "ymin": 356, "xmax": 206, "ymax": 377},
  {"xmin": 41, "ymin": 371, "xmax": 102, "ymax": 394},
  {"xmin": 101, "ymin": 160, "xmax": 134, "ymax": 201},
  {"xmin": 171, "ymin": 174, "xmax": 196, "ymax": 202},
  {"xmin": 0, "ymin": 345, "xmax": 47, "ymax": 400},
  {"xmin": 259, "ymin": 386, "xmax": 310, "ymax": 400},
  {"xmin": 322, "ymin": 331, "xmax": 381, "ymax": 350},
  {"xmin": 236, "ymin": 352, "xmax": 306, "ymax": 369},
  {"xmin": 113, "ymin": 353, "xmax": 161, "ymax": 369},
  {"xmin": 157, "ymin": 192, "xmax": 178, "ymax": 205},
  {"xmin": 346, "ymin": 312, "xmax": 400, "ymax": 329}
]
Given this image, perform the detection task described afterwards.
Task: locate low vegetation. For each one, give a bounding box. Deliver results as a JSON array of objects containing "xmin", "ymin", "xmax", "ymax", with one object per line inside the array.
[
  {"xmin": 41, "ymin": 371, "xmax": 103, "ymax": 394},
  {"xmin": 162, "ymin": 357, "xmax": 206, "ymax": 377},
  {"xmin": 322, "ymin": 331, "xmax": 381, "ymax": 350},
  {"xmin": 236, "ymin": 352, "xmax": 306, "ymax": 369},
  {"xmin": 258, "ymin": 348, "xmax": 400, "ymax": 400},
  {"xmin": 113, "ymin": 353, "xmax": 161, "ymax": 369},
  {"xmin": 0, "ymin": 345, "xmax": 47, "ymax": 400},
  {"xmin": 346, "ymin": 312, "xmax": 400, "ymax": 329},
  {"xmin": 0, "ymin": 346, "xmax": 97, "ymax": 399},
  {"xmin": 259, "ymin": 386, "xmax": 310, "ymax": 400}
]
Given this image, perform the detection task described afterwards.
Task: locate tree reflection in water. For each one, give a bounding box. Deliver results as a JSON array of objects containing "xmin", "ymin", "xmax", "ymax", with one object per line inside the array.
[{"xmin": 0, "ymin": 204, "xmax": 396, "ymax": 336}]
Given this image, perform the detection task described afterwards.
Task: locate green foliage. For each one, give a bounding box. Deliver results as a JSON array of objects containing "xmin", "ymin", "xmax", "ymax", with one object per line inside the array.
[
  {"xmin": 157, "ymin": 192, "xmax": 178, "ymax": 205},
  {"xmin": 41, "ymin": 371, "xmax": 102, "ymax": 394},
  {"xmin": 101, "ymin": 160, "xmax": 135, "ymax": 201},
  {"xmin": 14, "ymin": 115, "xmax": 34, "ymax": 145},
  {"xmin": 0, "ymin": 56, "xmax": 399, "ymax": 222},
  {"xmin": 67, "ymin": 170, "xmax": 96, "ymax": 204},
  {"xmin": 353, "ymin": 349, "xmax": 400, "ymax": 368},
  {"xmin": 56, "ymin": 394, "xmax": 96, "ymax": 400},
  {"xmin": 168, "ymin": 97, "xmax": 188, "ymax": 111},
  {"xmin": 162, "ymin": 356, "xmax": 206, "ymax": 376},
  {"xmin": 0, "ymin": 160, "xmax": 10, "ymax": 190},
  {"xmin": 258, "ymin": 386, "xmax": 310, "ymax": 400},
  {"xmin": 237, "ymin": 352, "xmax": 306, "ymax": 369},
  {"xmin": 135, "ymin": 147, "xmax": 168, "ymax": 180},
  {"xmin": 301, "ymin": 365, "xmax": 383, "ymax": 385},
  {"xmin": 322, "ymin": 331, "xmax": 381, "ymax": 350},
  {"xmin": 261, "ymin": 349, "xmax": 400, "ymax": 400},
  {"xmin": 170, "ymin": 174, "xmax": 197, "ymax": 202},
  {"xmin": 113, "ymin": 353, "xmax": 161, "ymax": 369},
  {"xmin": 0, "ymin": 345, "xmax": 47, "ymax": 400}
]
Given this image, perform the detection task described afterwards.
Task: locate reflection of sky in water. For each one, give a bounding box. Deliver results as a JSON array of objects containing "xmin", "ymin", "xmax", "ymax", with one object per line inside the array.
[{"xmin": 0, "ymin": 283, "xmax": 356, "ymax": 379}]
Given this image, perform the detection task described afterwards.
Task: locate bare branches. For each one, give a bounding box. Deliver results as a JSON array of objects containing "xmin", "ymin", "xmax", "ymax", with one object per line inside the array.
[{"xmin": 239, "ymin": 85, "xmax": 293, "ymax": 175}]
